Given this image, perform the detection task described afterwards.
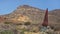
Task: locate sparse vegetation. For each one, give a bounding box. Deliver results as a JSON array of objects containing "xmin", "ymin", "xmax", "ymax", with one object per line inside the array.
[
  {"xmin": 4, "ymin": 21, "xmax": 12, "ymax": 24},
  {"xmin": 16, "ymin": 23, "xmax": 22, "ymax": 25},
  {"xmin": 0, "ymin": 30, "xmax": 14, "ymax": 34},
  {"xmin": 24, "ymin": 22, "xmax": 31, "ymax": 25}
]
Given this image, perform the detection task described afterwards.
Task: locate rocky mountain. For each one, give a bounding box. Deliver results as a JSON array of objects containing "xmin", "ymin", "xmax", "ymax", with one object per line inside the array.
[
  {"xmin": 0, "ymin": 5, "xmax": 60, "ymax": 31},
  {"xmin": 0, "ymin": 5, "xmax": 45, "ymax": 24},
  {"xmin": 49, "ymin": 9, "xmax": 60, "ymax": 31},
  {"xmin": 49, "ymin": 9, "xmax": 60, "ymax": 17}
]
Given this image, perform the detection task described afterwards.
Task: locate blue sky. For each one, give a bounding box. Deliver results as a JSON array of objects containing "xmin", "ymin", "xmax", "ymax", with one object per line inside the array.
[{"xmin": 0, "ymin": 0, "xmax": 60, "ymax": 15}]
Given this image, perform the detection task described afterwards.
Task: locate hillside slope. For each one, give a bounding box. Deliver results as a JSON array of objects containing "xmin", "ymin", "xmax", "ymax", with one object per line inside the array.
[{"xmin": 0, "ymin": 5, "xmax": 60, "ymax": 31}]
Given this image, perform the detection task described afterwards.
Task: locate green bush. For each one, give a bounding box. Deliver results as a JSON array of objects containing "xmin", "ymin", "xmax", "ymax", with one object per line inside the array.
[
  {"xmin": 16, "ymin": 23, "xmax": 22, "ymax": 25},
  {"xmin": 4, "ymin": 21, "xmax": 12, "ymax": 24},
  {"xmin": 24, "ymin": 22, "xmax": 31, "ymax": 25},
  {"xmin": 20, "ymin": 31, "xmax": 24, "ymax": 34},
  {"xmin": 0, "ymin": 30, "xmax": 14, "ymax": 34}
]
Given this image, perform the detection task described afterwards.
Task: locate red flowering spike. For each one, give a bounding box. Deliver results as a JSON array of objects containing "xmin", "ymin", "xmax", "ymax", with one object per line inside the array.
[{"xmin": 42, "ymin": 8, "xmax": 48, "ymax": 27}]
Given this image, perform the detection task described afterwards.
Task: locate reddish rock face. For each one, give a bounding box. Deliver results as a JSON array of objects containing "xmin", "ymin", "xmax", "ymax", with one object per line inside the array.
[{"xmin": 0, "ymin": 17, "xmax": 5, "ymax": 22}]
